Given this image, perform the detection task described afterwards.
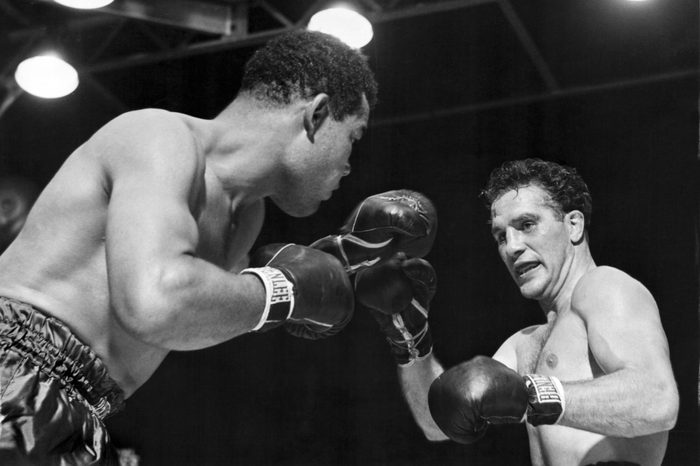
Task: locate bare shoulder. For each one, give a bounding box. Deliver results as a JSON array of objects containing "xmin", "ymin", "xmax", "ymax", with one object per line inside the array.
[
  {"xmin": 91, "ymin": 110, "xmax": 206, "ymax": 181},
  {"xmin": 102, "ymin": 108, "xmax": 188, "ymax": 133},
  {"xmin": 90, "ymin": 109, "xmax": 200, "ymax": 161},
  {"xmin": 572, "ymin": 266, "xmax": 656, "ymax": 318}
]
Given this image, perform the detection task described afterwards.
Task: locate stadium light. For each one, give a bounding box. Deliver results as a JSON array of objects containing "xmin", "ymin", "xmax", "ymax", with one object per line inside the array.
[
  {"xmin": 53, "ymin": 0, "xmax": 114, "ymax": 9},
  {"xmin": 307, "ymin": 6, "xmax": 374, "ymax": 49},
  {"xmin": 14, "ymin": 55, "xmax": 79, "ymax": 99}
]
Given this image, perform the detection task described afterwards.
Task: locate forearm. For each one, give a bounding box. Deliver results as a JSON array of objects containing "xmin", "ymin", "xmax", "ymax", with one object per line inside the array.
[
  {"xmin": 558, "ymin": 367, "xmax": 678, "ymax": 437},
  {"xmin": 398, "ymin": 353, "xmax": 448, "ymax": 441},
  {"xmin": 114, "ymin": 254, "xmax": 265, "ymax": 351}
]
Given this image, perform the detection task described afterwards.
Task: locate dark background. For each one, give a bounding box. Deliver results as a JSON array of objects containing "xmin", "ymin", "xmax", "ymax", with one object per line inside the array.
[{"xmin": 0, "ymin": 0, "xmax": 698, "ymax": 464}]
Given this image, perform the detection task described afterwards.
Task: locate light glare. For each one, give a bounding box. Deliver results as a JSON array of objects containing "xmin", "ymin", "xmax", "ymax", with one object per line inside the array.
[
  {"xmin": 14, "ymin": 55, "xmax": 79, "ymax": 99},
  {"xmin": 53, "ymin": 0, "xmax": 114, "ymax": 9},
  {"xmin": 308, "ymin": 7, "xmax": 373, "ymax": 49}
]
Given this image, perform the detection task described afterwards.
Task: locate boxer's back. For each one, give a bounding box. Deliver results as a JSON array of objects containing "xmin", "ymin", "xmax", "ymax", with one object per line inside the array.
[
  {"xmin": 0, "ymin": 133, "xmax": 169, "ymax": 395},
  {"xmin": 0, "ymin": 112, "xmax": 210, "ymax": 396}
]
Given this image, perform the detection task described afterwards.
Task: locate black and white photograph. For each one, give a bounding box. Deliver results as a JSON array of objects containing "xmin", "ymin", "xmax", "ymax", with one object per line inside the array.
[{"xmin": 0, "ymin": 1, "xmax": 697, "ymax": 465}]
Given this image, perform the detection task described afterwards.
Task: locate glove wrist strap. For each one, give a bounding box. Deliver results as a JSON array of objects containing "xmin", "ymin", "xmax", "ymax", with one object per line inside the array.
[
  {"xmin": 389, "ymin": 322, "xmax": 433, "ymax": 366},
  {"xmin": 242, "ymin": 266, "xmax": 295, "ymax": 332},
  {"xmin": 523, "ymin": 374, "xmax": 566, "ymax": 425}
]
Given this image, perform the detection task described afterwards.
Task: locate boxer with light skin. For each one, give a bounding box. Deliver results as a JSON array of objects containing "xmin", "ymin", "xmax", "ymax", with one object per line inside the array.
[
  {"xmin": 0, "ymin": 30, "xmax": 385, "ymax": 465},
  {"xmin": 357, "ymin": 159, "xmax": 679, "ymax": 466}
]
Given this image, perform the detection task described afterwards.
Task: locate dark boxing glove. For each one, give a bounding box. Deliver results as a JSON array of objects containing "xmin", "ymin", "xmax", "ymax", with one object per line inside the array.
[
  {"xmin": 355, "ymin": 254, "xmax": 436, "ymax": 366},
  {"xmin": 243, "ymin": 243, "xmax": 354, "ymax": 339},
  {"xmin": 428, "ymin": 356, "xmax": 565, "ymax": 444},
  {"xmin": 310, "ymin": 190, "xmax": 437, "ymax": 274}
]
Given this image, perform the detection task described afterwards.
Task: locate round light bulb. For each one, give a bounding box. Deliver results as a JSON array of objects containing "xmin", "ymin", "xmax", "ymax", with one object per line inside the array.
[
  {"xmin": 53, "ymin": 0, "xmax": 114, "ymax": 9},
  {"xmin": 15, "ymin": 55, "xmax": 79, "ymax": 99},
  {"xmin": 308, "ymin": 7, "xmax": 373, "ymax": 49}
]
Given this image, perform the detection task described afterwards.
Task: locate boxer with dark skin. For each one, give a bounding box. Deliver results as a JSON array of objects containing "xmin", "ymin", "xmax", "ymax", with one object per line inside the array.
[
  {"xmin": 356, "ymin": 159, "xmax": 679, "ymax": 466},
  {"xmin": 0, "ymin": 30, "xmax": 379, "ymax": 464}
]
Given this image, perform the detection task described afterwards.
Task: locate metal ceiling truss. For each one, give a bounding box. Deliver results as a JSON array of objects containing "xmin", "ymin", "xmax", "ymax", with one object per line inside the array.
[{"xmin": 0, "ymin": 0, "xmax": 696, "ymax": 122}]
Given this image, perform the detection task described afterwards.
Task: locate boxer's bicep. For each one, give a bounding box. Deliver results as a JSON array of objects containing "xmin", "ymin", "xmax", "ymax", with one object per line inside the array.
[{"xmin": 575, "ymin": 268, "xmax": 671, "ymax": 376}]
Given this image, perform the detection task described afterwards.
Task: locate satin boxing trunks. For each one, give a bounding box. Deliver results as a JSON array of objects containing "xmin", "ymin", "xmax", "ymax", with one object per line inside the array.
[{"xmin": 0, "ymin": 297, "xmax": 125, "ymax": 465}]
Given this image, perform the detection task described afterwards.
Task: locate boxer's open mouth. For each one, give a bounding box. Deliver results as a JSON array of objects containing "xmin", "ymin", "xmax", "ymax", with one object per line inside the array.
[{"xmin": 515, "ymin": 262, "xmax": 540, "ymax": 277}]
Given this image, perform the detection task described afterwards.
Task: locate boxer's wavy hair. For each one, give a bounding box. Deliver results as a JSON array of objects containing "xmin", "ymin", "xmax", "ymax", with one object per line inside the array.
[
  {"xmin": 481, "ymin": 158, "xmax": 593, "ymax": 229},
  {"xmin": 239, "ymin": 30, "xmax": 378, "ymax": 121}
]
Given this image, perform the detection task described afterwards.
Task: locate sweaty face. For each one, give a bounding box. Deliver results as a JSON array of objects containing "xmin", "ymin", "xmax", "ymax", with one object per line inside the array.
[
  {"xmin": 490, "ymin": 185, "xmax": 573, "ymax": 302},
  {"xmin": 275, "ymin": 97, "xmax": 370, "ymax": 217}
]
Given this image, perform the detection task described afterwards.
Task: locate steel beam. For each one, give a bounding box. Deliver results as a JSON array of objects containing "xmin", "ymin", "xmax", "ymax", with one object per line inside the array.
[
  {"xmin": 0, "ymin": 81, "xmax": 22, "ymax": 120},
  {"xmin": 370, "ymin": 68, "xmax": 699, "ymax": 128},
  {"xmin": 35, "ymin": 0, "xmax": 235, "ymax": 35},
  {"xmin": 497, "ymin": 0, "xmax": 559, "ymax": 91},
  {"xmin": 367, "ymin": 0, "xmax": 496, "ymax": 24},
  {"xmin": 80, "ymin": 0, "xmax": 503, "ymax": 73}
]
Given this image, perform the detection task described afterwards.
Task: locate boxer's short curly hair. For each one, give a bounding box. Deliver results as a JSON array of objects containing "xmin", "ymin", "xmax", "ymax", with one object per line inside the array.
[
  {"xmin": 240, "ymin": 30, "xmax": 378, "ymax": 121},
  {"xmin": 481, "ymin": 158, "xmax": 593, "ymax": 228}
]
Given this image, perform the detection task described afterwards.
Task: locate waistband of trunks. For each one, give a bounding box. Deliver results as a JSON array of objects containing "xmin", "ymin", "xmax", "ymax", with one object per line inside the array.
[{"xmin": 0, "ymin": 296, "xmax": 125, "ymax": 419}]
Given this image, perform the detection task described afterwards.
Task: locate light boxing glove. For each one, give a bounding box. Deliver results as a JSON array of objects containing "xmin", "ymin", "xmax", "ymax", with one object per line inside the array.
[
  {"xmin": 428, "ymin": 356, "xmax": 565, "ymax": 444},
  {"xmin": 310, "ymin": 190, "xmax": 437, "ymax": 274},
  {"xmin": 354, "ymin": 254, "xmax": 436, "ymax": 366},
  {"xmin": 243, "ymin": 243, "xmax": 354, "ymax": 339}
]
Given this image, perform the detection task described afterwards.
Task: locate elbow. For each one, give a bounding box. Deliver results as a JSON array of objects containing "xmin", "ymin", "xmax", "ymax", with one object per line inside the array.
[
  {"xmin": 629, "ymin": 378, "xmax": 679, "ymax": 437},
  {"xmin": 112, "ymin": 262, "xmax": 193, "ymax": 347},
  {"xmin": 653, "ymin": 380, "xmax": 679, "ymax": 432}
]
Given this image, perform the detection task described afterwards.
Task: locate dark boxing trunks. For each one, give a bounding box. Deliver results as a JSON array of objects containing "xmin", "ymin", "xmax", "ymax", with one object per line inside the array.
[{"xmin": 0, "ymin": 297, "xmax": 125, "ymax": 465}]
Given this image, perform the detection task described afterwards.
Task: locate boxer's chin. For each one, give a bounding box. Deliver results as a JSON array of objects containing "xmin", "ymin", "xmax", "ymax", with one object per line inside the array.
[
  {"xmin": 517, "ymin": 276, "xmax": 547, "ymax": 301},
  {"xmin": 271, "ymin": 195, "xmax": 321, "ymax": 218}
]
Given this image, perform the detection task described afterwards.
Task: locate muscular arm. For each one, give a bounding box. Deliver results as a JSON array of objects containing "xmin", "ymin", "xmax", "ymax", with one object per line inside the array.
[
  {"xmin": 557, "ymin": 267, "xmax": 678, "ymax": 437},
  {"xmin": 397, "ymin": 318, "xmax": 526, "ymax": 442},
  {"xmin": 102, "ymin": 111, "xmax": 265, "ymax": 351},
  {"xmin": 398, "ymin": 353, "xmax": 448, "ymax": 441}
]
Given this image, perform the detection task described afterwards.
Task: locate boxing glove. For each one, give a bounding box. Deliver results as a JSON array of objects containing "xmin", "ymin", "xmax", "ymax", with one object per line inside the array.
[
  {"xmin": 243, "ymin": 243, "xmax": 354, "ymax": 339},
  {"xmin": 310, "ymin": 190, "xmax": 437, "ymax": 274},
  {"xmin": 428, "ymin": 356, "xmax": 565, "ymax": 444},
  {"xmin": 355, "ymin": 254, "xmax": 436, "ymax": 365}
]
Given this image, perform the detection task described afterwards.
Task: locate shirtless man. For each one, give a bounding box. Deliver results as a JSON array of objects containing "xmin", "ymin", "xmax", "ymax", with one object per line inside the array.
[
  {"xmin": 355, "ymin": 159, "xmax": 679, "ymax": 465},
  {"xmin": 0, "ymin": 30, "xmax": 378, "ymax": 464}
]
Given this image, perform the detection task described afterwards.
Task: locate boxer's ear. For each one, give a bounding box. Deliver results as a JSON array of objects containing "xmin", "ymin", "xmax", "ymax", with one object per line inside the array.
[
  {"xmin": 566, "ymin": 210, "xmax": 585, "ymax": 244},
  {"xmin": 303, "ymin": 93, "xmax": 330, "ymax": 143}
]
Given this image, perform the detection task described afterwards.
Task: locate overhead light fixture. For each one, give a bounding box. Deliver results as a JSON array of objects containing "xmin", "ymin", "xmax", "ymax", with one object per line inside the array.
[
  {"xmin": 14, "ymin": 55, "xmax": 79, "ymax": 99},
  {"xmin": 53, "ymin": 0, "xmax": 114, "ymax": 9},
  {"xmin": 307, "ymin": 6, "xmax": 374, "ymax": 49}
]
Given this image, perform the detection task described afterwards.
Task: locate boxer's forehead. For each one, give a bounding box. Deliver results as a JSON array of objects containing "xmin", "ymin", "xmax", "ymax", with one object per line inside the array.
[{"xmin": 490, "ymin": 185, "xmax": 554, "ymax": 226}]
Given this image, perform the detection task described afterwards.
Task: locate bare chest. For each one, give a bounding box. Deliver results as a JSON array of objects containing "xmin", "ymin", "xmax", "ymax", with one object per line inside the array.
[
  {"xmin": 519, "ymin": 314, "xmax": 602, "ymax": 380},
  {"xmin": 195, "ymin": 197, "xmax": 233, "ymax": 266},
  {"xmin": 193, "ymin": 190, "xmax": 263, "ymax": 271}
]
